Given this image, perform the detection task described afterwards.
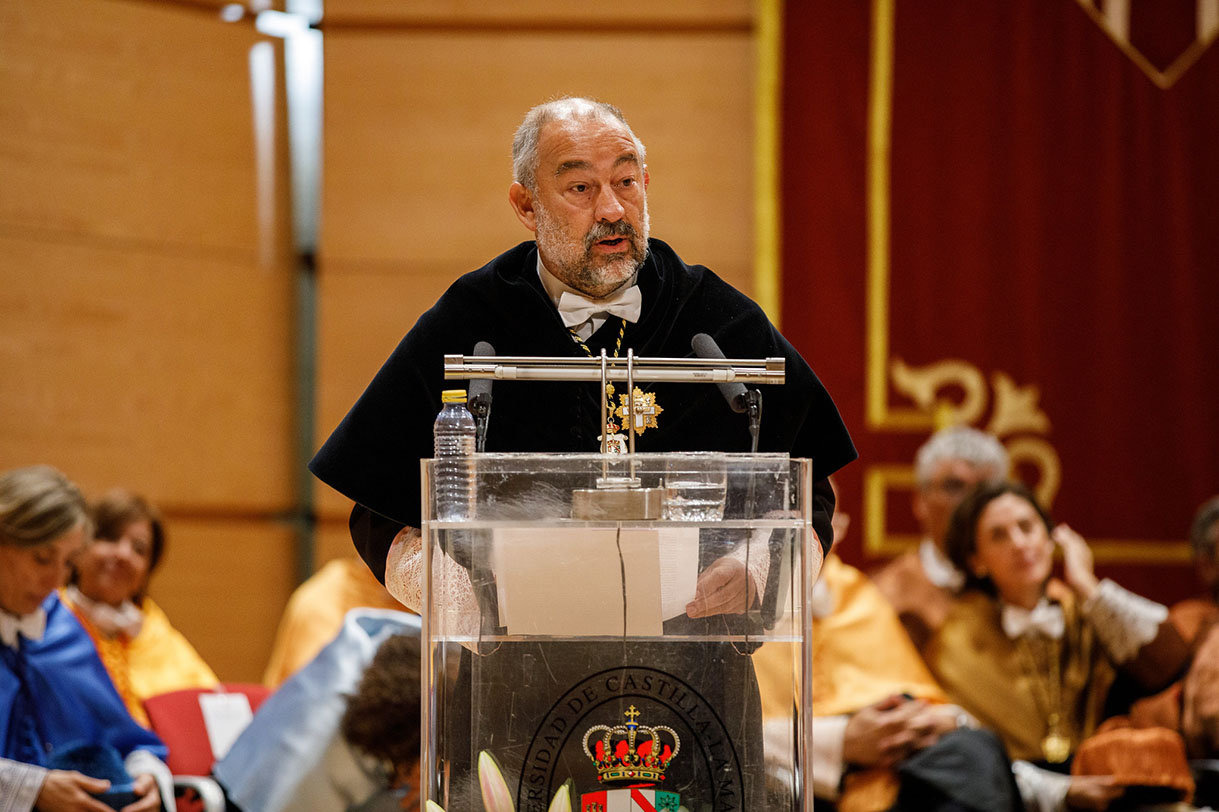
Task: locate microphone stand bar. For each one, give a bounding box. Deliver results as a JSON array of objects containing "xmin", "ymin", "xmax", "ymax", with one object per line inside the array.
[{"xmin": 444, "ymin": 354, "xmax": 786, "ymax": 385}]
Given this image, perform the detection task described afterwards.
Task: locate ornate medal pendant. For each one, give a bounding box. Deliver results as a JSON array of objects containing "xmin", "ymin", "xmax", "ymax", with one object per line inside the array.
[
  {"xmin": 1041, "ymin": 733, "xmax": 1071, "ymax": 763},
  {"xmin": 614, "ymin": 386, "xmax": 664, "ymax": 435},
  {"xmin": 1041, "ymin": 714, "xmax": 1070, "ymax": 763},
  {"xmin": 599, "ymin": 432, "xmax": 628, "ymax": 455}
]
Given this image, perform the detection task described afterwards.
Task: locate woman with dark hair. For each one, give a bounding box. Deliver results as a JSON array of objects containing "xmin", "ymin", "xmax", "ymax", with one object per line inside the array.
[
  {"xmin": 61, "ymin": 489, "xmax": 218, "ymax": 727},
  {"xmin": 925, "ymin": 481, "xmax": 1189, "ymax": 810},
  {"xmin": 0, "ymin": 466, "xmax": 170, "ymax": 812}
]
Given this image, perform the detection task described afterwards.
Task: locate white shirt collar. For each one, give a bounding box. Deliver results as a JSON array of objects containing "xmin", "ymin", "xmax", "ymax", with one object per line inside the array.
[
  {"xmin": 1001, "ymin": 597, "xmax": 1065, "ymax": 640},
  {"xmin": 63, "ymin": 584, "xmax": 144, "ymax": 639},
  {"xmin": 918, "ymin": 538, "xmax": 965, "ymax": 591},
  {"xmin": 0, "ymin": 607, "xmax": 47, "ymax": 648},
  {"xmin": 536, "ymin": 255, "xmax": 641, "ymax": 341}
]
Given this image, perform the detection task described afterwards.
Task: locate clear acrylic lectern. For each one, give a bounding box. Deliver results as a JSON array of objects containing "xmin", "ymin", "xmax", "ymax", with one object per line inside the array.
[{"xmin": 418, "ymin": 452, "xmax": 821, "ymax": 812}]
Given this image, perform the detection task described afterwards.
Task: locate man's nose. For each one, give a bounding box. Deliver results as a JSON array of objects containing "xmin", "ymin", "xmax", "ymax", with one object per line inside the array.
[{"xmin": 594, "ymin": 186, "xmax": 625, "ymax": 221}]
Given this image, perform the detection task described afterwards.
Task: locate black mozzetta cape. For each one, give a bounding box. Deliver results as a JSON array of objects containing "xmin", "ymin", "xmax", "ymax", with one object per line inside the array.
[{"xmin": 310, "ymin": 238, "xmax": 856, "ymax": 582}]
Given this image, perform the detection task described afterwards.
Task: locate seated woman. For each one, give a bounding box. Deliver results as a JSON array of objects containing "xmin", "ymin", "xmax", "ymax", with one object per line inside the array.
[
  {"xmin": 925, "ymin": 481, "xmax": 1189, "ymax": 811},
  {"xmin": 61, "ymin": 489, "xmax": 218, "ymax": 727},
  {"xmin": 0, "ymin": 465, "xmax": 170, "ymax": 812}
]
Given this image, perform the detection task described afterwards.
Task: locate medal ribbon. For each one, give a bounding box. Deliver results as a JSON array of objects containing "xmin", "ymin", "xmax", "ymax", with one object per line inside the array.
[{"xmin": 569, "ymin": 318, "xmax": 626, "ymax": 440}]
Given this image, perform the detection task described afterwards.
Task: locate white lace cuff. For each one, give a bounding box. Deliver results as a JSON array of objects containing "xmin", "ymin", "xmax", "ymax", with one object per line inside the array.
[
  {"xmin": 1012, "ymin": 760, "xmax": 1071, "ymax": 812},
  {"xmin": 811, "ymin": 714, "xmax": 849, "ymax": 800},
  {"xmin": 385, "ymin": 527, "xmax": 481, "ymax": 643},
  {"xmin": 0, "ymin": 757, "xmax": 46, "ymax": 812},
  {"xmin": 124, "ymin": 749, "xmax": 174, "ymax": 812},
  {"xmin": 1083, "ymin": 578, "xmax": 1168, "ymax": 664},
  {"xmin": 726, "ymin": 527, "xmax": 771, "ymax": 603}
]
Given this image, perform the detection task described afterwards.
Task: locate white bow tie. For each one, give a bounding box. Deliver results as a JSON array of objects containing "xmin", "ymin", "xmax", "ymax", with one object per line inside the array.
[
  {"xmin": 1001, "ymin": 599, "xmax": 1065, "ymax": 640},
  {"xmin": 557, "ymin": 285, "xmax": 643, "ymax": 330},
  {"xmin": 0, "ymin": 608, "xmax": 47, "ymax": 648}
]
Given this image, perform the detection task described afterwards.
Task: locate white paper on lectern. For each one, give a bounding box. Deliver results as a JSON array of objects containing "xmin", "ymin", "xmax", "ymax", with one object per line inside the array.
[
  {"xmin": 491, "ymin": 528, "xmax": 698, "ymax": 636},
  {"xmin": 658, "ymin": 527, "xmax": 700, "ymax": 620}
]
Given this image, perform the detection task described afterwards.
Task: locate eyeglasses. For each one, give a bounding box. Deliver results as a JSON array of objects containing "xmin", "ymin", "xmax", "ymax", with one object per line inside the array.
[{"xmin": 922, "ymin": 477, "xmax": 971, "ymax": 498}]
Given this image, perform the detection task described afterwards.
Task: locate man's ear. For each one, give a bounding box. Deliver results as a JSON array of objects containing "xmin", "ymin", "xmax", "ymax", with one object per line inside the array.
[
  {"xmin": 912, "ymin": 489, "xmax": 929, "ymax": 526},
  {"xmin": 643, "ymin": 165, "xmax": 650, "ymax": 191},
  {"xmin": 508, "ymin": 182, "xmax": 538, "ymax": 232}
]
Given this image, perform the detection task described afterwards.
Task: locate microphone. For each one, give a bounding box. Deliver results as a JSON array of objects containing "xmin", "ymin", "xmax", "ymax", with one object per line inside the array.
[
  {"xmin": 690, "ymin": 333, "xmax": 763, "ymax": 452},
  {"xmin": 691, "ymin": 333, "xmax": 747, "ymax": 413},
  {"xmin": 468, "ymin": 341, "xmax": 495, "ymax": 452}
]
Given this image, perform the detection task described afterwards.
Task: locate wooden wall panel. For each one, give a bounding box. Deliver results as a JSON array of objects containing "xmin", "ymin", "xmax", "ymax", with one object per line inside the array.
[
  {"xmin": 316, "ymin": 519, "xmax": 363, "ymax": 567},
  {"xmin": 313, "ymin": 262, "xmax": 463, "ymax": 517},
  {"xmin": 147, "ymin": 518, "xmax": 297, "ymax": 682},
  {"xmin": 321, "ymin": 30, "xmax": 755, "ymax": 287},
  {"xmin": 0, "ymin": 0, "xmax": 276, "ymax": 259},
  {"xmin": 0, "ymin": 235, "xmax": 296, "ymax": 510},
  {"xmin": 321, "ymin": 0, "xmax": 751, "ymax": 27}
]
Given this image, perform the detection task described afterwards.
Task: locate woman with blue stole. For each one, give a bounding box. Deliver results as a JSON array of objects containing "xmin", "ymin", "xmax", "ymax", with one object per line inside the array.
[{"xmin": 0, "ymin": 465, "xmax": 170, "ymax": 812}]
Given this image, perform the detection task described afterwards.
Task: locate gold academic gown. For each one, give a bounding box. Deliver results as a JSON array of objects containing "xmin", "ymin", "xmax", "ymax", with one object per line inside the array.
[
  {"xmin": 63, "ymin": 591, "xmax": 220, "ymax": 728},
  {"xmin": 754, "ymin": 554, "xmax": 945, "ymax": 722},
  {"xmin": 925, "ymin": 587, "xmax": 1111, "ymax": 763},
  {"xmin": 262, "ymin": 556, "xmax": 406, "ymax": 687}
]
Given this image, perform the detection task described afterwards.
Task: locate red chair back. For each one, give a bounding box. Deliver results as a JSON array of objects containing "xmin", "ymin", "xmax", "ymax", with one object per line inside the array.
[{"xmin": 143, "ymin": 683, "xmax": 272, "ymax": 776}]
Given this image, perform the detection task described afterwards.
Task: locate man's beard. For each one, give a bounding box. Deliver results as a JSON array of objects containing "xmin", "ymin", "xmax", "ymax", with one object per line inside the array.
[{"xmin": 535, "ymin": 201, "xmax": 650, "ymax": 297}]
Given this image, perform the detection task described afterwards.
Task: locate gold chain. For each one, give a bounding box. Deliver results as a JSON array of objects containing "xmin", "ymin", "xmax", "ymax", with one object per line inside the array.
[
  {"xmin": 569, "ymin": 318, "xmax": 626, "ymax": 435},
  {"xmin": 1015, "ymin": 632, "xmax": 1071, "ymax": 763}
]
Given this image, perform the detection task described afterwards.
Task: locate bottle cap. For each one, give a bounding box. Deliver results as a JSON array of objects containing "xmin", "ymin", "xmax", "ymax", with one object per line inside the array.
[{"xmin": 441, "ymin": 389, "xmax": 468, "ymax": 403}]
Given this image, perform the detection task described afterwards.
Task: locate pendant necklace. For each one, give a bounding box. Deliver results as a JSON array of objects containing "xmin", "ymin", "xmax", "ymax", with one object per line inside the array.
[{"xmin": 1015, "ymin": 631, "xmax": 1072, "ymax": 763}]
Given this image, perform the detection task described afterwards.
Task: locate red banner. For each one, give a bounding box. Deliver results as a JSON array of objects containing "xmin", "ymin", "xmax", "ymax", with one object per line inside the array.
[{"xmin": 782, "ymin": 0, "xmax": 1219, "ymax": 602}]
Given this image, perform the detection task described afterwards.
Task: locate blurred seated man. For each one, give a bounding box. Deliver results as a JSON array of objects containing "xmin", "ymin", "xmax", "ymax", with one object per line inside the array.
[
  {"xmin": 263, "ymin": 554, "xmax": 406, "ymax": 688},
  {"xmin": 214, "ymin": 608, "xmax": 419, "ymax": 812},
  {"xmin": 870, "ymin": 426, "xmax": 1009, "ymax": 655},
  {"xmin": 61, "ymin": 489, "xmax": 219, "ymax": 727},
  {"xmin": 0, "ymin": 466, "xmax": 171, "ymax": 812},
  {"xmin": 1125, "ymin": 495, "xmax": 1219, "ymax": 759},
  {"xmin": 754, "ymin": 497, "xmax": 1014, "ymax": 812}
]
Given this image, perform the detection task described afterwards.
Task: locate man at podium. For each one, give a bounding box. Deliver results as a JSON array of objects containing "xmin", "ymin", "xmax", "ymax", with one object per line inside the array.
[{"xmin": 311, "ymin": 96, "xmax": 856, "ymax": 811}]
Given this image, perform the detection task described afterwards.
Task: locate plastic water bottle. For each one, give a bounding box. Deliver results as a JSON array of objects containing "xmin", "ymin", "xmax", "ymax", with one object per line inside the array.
[{"xmin": 433, "ymin": 389, "xmax": 476, "ymax": 521}]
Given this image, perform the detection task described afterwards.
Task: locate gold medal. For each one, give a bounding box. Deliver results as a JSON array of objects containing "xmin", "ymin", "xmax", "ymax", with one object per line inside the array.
[
  {"xmin": 614, "ymin": 386, "xmax": 663, "ymax": 435},
  {"xmin": 1041, "ymin": 713, "xmax": 1070, "ymax": 763},
  {"xmin": 1041, "ymin": 732, "xmax": 1071, "ymax": 763}
]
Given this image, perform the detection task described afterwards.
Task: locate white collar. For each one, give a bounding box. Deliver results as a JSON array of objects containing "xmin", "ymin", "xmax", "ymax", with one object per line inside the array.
[
  {"xmin": 64, "ymin": 584, "xmax": 144, "ymax": 639},
  {"xmin": 1001, "ymin": 596, "xmax": 1065, "ymax": 640},
  {"xmin": 536, "ymin": 255, "xmax": 641, "ymax": 341},
  {"xmin": 918, "ymin": 538, "xmax": 965, "ymax": 591},
  {"xmin": 0, "ymin": 607, "xmax": 47, "ymax": 648}
]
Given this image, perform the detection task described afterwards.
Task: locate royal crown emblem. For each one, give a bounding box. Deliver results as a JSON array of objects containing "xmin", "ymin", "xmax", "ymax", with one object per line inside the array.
[{"xmin": 582, "ymin": 705, "xmax": 681, "ymax": 785}]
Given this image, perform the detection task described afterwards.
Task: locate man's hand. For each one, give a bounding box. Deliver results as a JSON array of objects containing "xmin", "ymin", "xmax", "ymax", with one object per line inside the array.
[
  {"xmin": 34, "ymin": 770, "xmax": 113, "ymax": 812},
  {"xmin": 686, "ymin": 557, "xmax": 756, "ymax": 618},
  {"xmin": 1065, "ymin": 775, "xmax": 1122, "ymax": 810},
  {"xmin": 842, "ymin": 696, "xmax": 960, "ymax": 767},
  {"xmin": 119, "ymin": 773, "xmax": 161, "ymax": 812}
]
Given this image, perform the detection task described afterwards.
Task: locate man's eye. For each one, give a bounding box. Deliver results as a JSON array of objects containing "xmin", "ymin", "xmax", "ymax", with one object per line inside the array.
[
  {"xmin": 621, "ymin": 178, "xmax": 634, "ymax": 187},
  {"xmin": 571, "ymin": 184, "xmax": 588, "ymax": 193}
]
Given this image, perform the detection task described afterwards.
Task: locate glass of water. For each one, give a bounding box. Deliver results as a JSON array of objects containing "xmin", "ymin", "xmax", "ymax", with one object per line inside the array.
[{"xmin": 662, "ymin": 454, "xmax": 728, "ymax": 521}]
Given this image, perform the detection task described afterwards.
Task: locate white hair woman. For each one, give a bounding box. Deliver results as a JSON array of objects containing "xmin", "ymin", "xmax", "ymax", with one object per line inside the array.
[{"xmin": 0, "ymin": 465, "xmax": 170, "ymax": 812}]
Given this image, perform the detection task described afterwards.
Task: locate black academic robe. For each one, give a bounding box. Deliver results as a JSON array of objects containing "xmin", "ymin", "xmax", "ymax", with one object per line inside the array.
[
  {"xmin": 311, "ymin": 238, "xmax": 856, "ymax": 581},
  {"xmin": 310, "ymin": 238, "xmax": 857, "ymax": 812}
]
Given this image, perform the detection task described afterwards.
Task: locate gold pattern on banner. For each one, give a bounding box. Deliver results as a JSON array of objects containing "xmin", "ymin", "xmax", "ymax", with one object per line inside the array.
[
  {"xmin": 863, "ymin": 0, "xmax": 1192, "ymax": 563},
  {"xmin": 1073, "ymin": 0, "xmax": 1218, "ymax": 90},
  {"xmin": 614, "ymin": 387, "xmax": 663, "ymax": 435},
  {"xmin": 865, "ymin": 356, "xmax": 1066, "ymax": 558}
]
